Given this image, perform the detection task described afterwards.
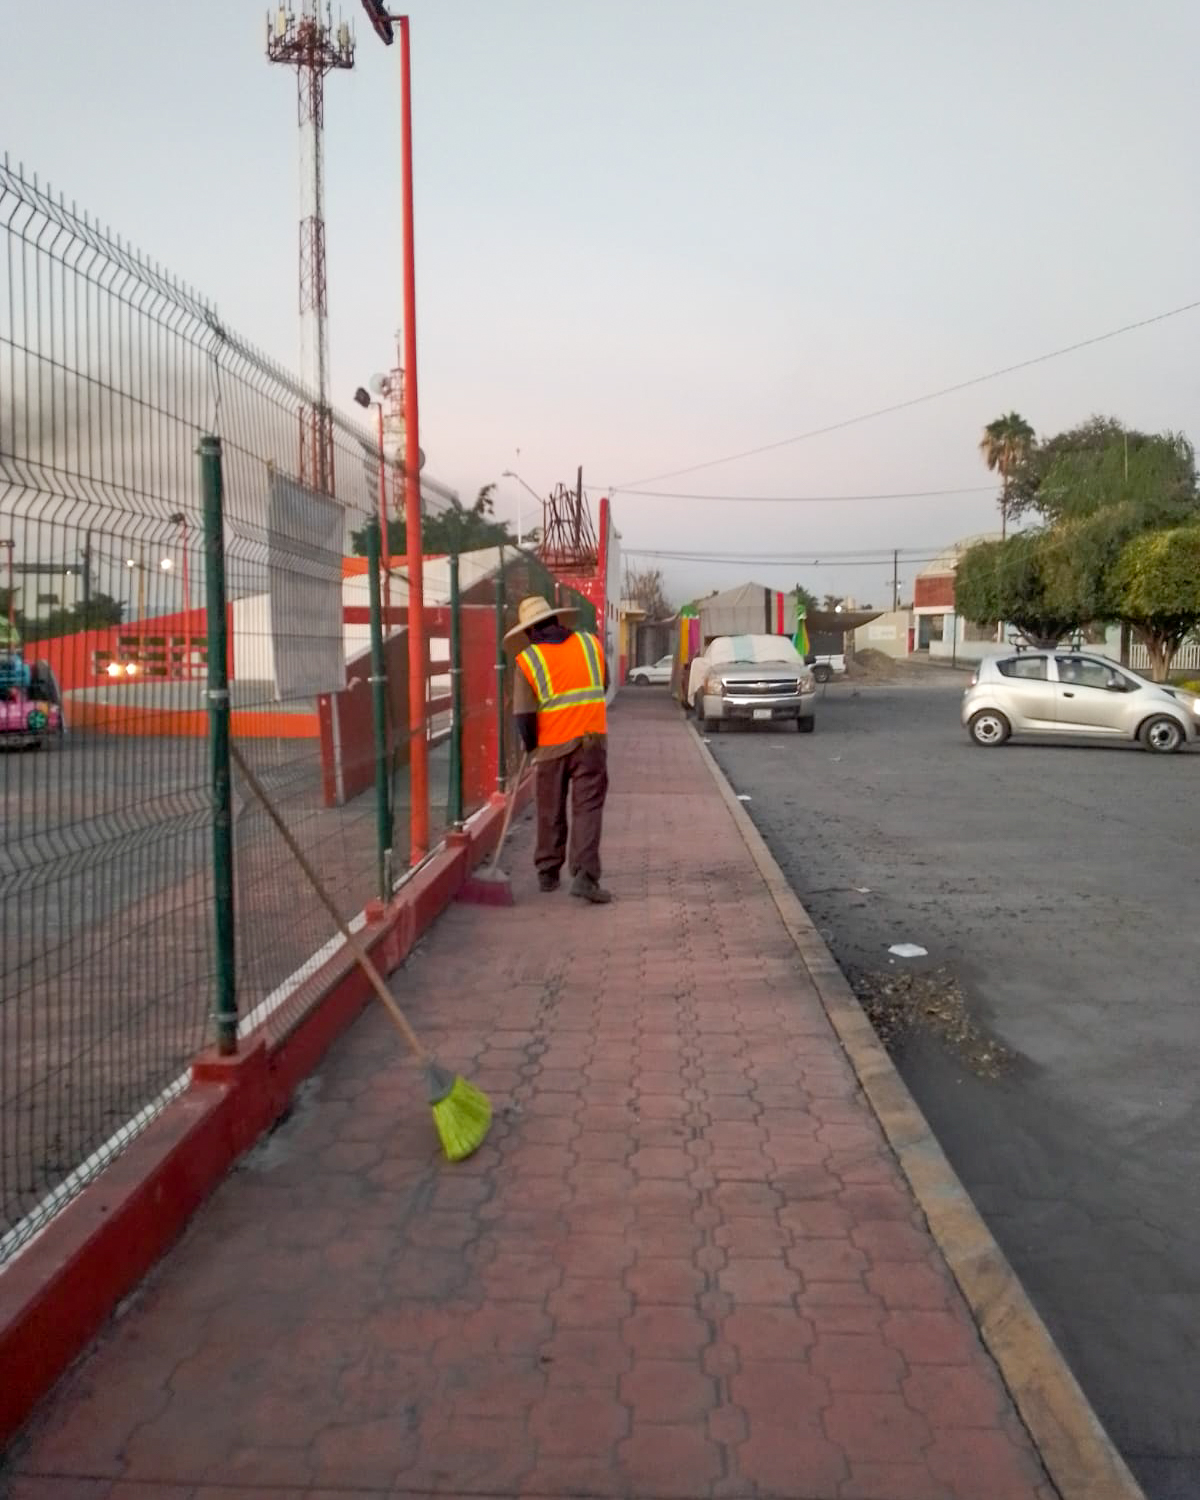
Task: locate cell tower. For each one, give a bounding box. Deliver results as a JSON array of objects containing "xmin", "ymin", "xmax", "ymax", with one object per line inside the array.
[{"xmin": 267, "ymin": 3, "xmax": 355, "ymax": 494}]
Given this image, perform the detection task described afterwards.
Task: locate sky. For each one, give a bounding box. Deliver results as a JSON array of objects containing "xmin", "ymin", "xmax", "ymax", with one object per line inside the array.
[{"xmin": 3, "ymin": 0, "xmax": 1200, "ymax": 606}]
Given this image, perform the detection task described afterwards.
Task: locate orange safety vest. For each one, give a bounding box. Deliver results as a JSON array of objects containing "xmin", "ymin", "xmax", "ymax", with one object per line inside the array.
[{"xmin": 517, "ymin": 631, "xmax": 607, "ymax": 746}]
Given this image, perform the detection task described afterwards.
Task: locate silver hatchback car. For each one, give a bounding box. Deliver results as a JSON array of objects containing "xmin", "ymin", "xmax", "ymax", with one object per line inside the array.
[{"xmin": 962, "ymin": 650, "xmax": 1200, "ymax": 754}]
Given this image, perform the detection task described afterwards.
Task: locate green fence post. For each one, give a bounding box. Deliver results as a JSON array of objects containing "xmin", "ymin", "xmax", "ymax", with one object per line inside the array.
[
  {"xmin": 199, "ymin": 435, "xmax": 237, "ymax": 1056},
  {"xmin": 495, "ymin": 546, "xmax": 507, "ymax": 794},
  {"xmin": 447, "ymin": 551, "xmax": 465, "ymax": 829},
  {"xmin": 365, "ymin": 517, "xmax": 394, "ymax": 898}
]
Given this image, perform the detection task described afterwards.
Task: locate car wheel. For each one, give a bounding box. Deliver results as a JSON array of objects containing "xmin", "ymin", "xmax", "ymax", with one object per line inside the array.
[
  {"xmin": 796, "ymin": 716, "xmax": 814, "ymax": 733},
  {"xmin": 1140, "ymin": 715, "xmax": 1183, "ymax": 754},
  {"xmin": 812, "ymin": 663, "xmax": 832, "ymax": 684},
  {"xmin": 632, "ymin": 673, "xmax": 649, "ymax": 686},
  {"xmin": 968, "ymin": 709, "xmax": 1010, "ymax": 747}
]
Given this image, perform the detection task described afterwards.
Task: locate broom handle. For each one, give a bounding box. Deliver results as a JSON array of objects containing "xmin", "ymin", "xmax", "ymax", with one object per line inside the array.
[
  {"xmin": 230, "ymin": 744, "xmax": 428, "ymax": 1064},
  {"xmin": 487, "ymin": 749, "xmax": 529, "ymax": 873}
]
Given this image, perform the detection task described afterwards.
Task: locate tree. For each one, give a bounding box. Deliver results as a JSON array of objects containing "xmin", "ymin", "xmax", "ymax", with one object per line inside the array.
[
  {"xmin": 624, "ymin": 567, "xmax": 672, "ymax": 619},
  {"xmin": 1111, "ymin": 525, "xmax": 1200, "ymax": 681},
  {"xmin": 793, "ymin": 583, "xmax": 818, "ymax": 616},
  {"xmin": 954, "ymin": 532, "xmax": 1083, "ymax": 648},
  {"xmin": 18, "ymin": 592, "xmax": 124, "ymax": 642},
  {"xmin": 1006, "ymin": 416, "xmax": 1197, "ymax": 527},
  {"xmin": 979, "ymin": 411, "xmax": 1035, "ymax": 539},
  {"xmin": 350, "ymin": 483, "xmax": 518, "ymax": 558},
  {"xmin": 0, "ymin": 590, "xmax": 23, "ymax": 648},
  {"xmin": 821, "ymin": 593, "xmax": 844, "ymax": 612}
]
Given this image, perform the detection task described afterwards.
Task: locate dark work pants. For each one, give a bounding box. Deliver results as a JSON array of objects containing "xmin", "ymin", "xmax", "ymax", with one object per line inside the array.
[{"xmin": 534, "ymin": 739, "xmax": 608, "ymax": 881}]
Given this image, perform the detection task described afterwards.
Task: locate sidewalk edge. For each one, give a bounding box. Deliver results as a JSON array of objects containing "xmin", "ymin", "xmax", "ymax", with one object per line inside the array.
[{"xmin": 691, "ymin": 724, "xmax": 1145, "ymax": 1500}]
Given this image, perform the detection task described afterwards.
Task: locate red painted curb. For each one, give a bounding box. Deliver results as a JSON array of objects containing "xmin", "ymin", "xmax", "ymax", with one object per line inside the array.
[{"xmin": 0, "ymin": 779, "xmax": 532, "ymax": 1452}]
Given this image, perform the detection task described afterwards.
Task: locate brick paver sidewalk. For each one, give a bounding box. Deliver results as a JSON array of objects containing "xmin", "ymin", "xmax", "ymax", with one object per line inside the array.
[{"xmin": 7, "ymin": 695, "xmax": 1054, "ymax": 1499}]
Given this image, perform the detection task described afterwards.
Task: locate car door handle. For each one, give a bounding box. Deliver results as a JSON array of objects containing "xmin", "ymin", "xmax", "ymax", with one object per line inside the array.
[{"xmin": 1062, "ymin": 691, "xmax": 1075, "ymax": 697}]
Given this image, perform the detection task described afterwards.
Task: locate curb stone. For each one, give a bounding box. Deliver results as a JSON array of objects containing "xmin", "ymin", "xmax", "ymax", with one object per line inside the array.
[{"xmin": 692, "ymin": 722, "xmax": 1145, "ymax": 1500}]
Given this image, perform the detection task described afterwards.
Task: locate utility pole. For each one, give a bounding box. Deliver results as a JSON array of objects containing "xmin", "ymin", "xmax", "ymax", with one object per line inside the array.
[
  {"xmin": 892, "ymin": 549, "xmax": 899, "ymax": 612},
  {"xmin": 82, "ymin": 531, "xmax": 93, "ymax": 607}
]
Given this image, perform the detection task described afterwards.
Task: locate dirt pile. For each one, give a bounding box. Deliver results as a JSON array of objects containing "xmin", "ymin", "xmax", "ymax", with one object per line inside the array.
[
  {"xmin": 849, "ymin": 964, "xmax": 1013, "ymax": 1079},
  {"xmin": 845, "ymin": 649, "xmax": 902, "ymax": 683}
]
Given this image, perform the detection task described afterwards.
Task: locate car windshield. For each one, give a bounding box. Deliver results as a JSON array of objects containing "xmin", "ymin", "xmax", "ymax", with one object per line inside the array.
[{"xmin": 707, "ymin": 635, "xmax": 801, "ymax": 667}]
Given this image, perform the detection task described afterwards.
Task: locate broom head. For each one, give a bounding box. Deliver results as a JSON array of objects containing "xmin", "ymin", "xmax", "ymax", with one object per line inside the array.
[
  {"xmin": 427, "ymin": 1064, "xmax": 493, "ymax": 1161},
  {"xmin": 457, "ymin": 866, "xmax": 514, "ymax": 907}
]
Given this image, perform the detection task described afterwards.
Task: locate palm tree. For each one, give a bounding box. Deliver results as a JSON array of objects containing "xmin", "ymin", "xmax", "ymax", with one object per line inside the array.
[{"xmin": 979, "ymin": 412, "xmax": 1035, "ymax": 540}]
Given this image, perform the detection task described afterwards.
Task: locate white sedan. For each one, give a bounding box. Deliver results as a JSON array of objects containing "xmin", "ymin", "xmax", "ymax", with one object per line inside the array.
[{"xmin": 628, "ymin": 655, "xmax": 674, "ymax": 686}]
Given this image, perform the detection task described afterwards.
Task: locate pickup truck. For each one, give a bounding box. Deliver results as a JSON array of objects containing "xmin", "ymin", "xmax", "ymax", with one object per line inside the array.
[{"xmin": 688, "ymin": 634, "xmax": 817, "ymax": 734}]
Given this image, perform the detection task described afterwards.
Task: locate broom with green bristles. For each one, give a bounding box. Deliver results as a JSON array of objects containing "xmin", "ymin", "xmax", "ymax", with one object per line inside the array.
[{"xmin": 230, "ymin": 744, "xmax": 491, "ymax": 1162}]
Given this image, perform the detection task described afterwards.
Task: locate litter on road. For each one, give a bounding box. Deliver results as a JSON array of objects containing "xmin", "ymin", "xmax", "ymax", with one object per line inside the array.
[{"xmin": 888, "ymin": 942, "xmax": 928, "ymax": 958}]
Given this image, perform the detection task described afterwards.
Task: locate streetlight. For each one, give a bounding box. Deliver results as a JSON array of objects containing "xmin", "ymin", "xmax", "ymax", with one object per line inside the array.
[
  {"xmin": 354, "ymin": 380, "xmax": 398, "ymax": 617},
  {"xmin": 125, "ymin": 552, "xmax": 146, "ymax": 623},
  {"xmin": 501, "ymin": 470, "xmax": 543, "ymax": 549}
]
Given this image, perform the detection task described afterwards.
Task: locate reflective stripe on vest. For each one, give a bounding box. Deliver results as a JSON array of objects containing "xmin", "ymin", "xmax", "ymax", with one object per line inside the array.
[{"xmin": 518, "ymin": 632, "xmax": 607, "ymax": 745}]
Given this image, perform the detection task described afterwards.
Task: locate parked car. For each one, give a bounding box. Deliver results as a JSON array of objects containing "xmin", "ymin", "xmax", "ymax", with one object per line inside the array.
[
  {"xmin": 628, "ymin": 654, "xmax": 674, "ymax": 686},
  {"xmin": 0, "ymin": 655, "xmax": 64, "ymax": 750},
  {"xmin": 806, "ymin": 652, "xmax": 846, "ymax": 684},
  {"xmin": 690, "ymin": 634, "xmax": 817, "ymax": 733},
  {"xmin": 962, "ymin": 650, "xmax": 1199, "ymax": 754}
]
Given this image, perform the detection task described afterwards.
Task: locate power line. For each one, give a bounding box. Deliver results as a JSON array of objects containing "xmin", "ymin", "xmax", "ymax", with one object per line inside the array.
[
  {"xmin": 623, "ymin": 549, "xmax": 944, "ymax": 570},
  {"xmin": 624, "ymin": 543, "xmax": 939, "ymax": 560},
  {"xmin": 615, "ymin": 296, "xmax": 1200, "ymax": 489},
  {"xmin": 610, "ymin": 484, "xmax": 994, "ymax": 504}
]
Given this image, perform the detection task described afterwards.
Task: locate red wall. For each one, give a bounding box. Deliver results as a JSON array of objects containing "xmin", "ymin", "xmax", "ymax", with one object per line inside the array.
[
  {"xmin": 31, "ymin": 608, "xmax": 220, "ymax": 692},
  {"xmin": 913, "ymin": 574, "xmax": 955, "ymax": 609}
]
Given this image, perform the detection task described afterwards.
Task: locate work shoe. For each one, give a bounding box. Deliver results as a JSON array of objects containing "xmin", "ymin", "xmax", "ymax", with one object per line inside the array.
[
  {"xmin": 538, "ymin": 872, "xmax": 560, "ymax": 893},
  {"xmin": 570, "ymin": 873, "xmax": 613, "ymax": 904}
]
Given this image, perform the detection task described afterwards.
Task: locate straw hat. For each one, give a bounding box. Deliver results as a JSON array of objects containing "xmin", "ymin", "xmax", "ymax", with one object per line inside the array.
[{"xmin": 503, "ymin": 594, "xmax": 579, "ymax": 644}]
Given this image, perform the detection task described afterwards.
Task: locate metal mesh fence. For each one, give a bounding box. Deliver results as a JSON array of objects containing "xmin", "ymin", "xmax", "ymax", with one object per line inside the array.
[
  {"xmin": 0, "ymin": 157, "xmax": 607, "ymax": 1265},
  {"xmin": 0, "ymin": 158, "xmax": 433, "ymax": 1259}
]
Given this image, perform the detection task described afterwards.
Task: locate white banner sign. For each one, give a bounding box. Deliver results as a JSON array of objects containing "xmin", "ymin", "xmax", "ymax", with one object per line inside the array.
[{"xmin": 267, "ymin": 474, "xmax": 346, "ymax": 701}]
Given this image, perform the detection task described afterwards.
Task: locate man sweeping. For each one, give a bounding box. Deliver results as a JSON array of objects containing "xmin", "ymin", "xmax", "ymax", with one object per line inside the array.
[{"xmin": 508, "ymin": 594, "xmax": 612, "ymax": 904}]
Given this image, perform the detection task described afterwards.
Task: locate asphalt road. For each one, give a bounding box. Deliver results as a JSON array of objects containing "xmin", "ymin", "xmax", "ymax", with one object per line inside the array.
[{"xmin": 705, "ymin": 678, "xmax": 1200, "ymax": 1500}]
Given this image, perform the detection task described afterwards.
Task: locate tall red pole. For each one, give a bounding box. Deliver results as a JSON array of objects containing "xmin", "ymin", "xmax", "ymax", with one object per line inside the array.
[
  {"xmin": 399, "ymin": 14, "xmax": 428, "ymax": 863},
  {"xmin": 375, "ymin": 401, "xmax": 392, "ymax": 620}
]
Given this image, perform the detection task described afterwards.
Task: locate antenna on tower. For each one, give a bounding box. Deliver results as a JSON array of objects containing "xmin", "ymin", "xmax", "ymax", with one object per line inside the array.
[{"xmin": 267, "ymin": 2, "xmax": 355, "ymax": 494}]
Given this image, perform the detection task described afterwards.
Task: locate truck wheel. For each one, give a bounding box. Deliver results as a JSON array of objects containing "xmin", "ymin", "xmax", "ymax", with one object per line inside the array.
[
  {"xmin": 813, "ymin": 663, "xmax": 832, "ymax": 684},
  {"xmin": 796, "ymin": 716, "xmax": 814, "ymax": 733}
]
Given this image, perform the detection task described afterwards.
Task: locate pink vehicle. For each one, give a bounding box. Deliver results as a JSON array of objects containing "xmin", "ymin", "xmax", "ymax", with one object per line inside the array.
[{"xmin": 0, "ymin": 655, "xmax": 64, "ymax": 749}]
